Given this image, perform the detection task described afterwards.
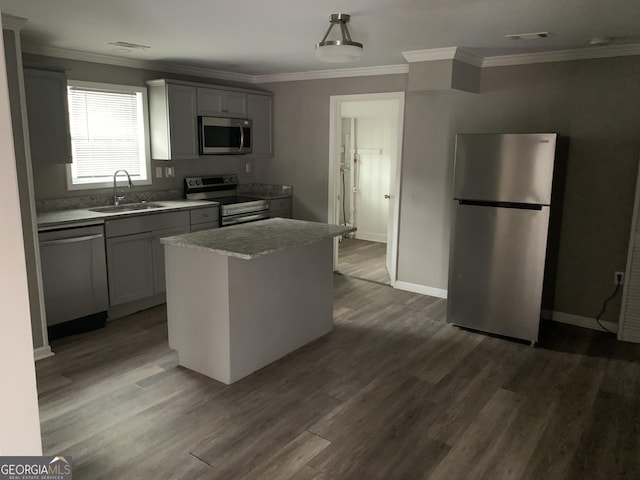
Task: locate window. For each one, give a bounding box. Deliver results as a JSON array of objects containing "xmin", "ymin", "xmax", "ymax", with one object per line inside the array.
[{"xmin": 66, "ymin": 81, "xmax": 151, "ymax": 189}]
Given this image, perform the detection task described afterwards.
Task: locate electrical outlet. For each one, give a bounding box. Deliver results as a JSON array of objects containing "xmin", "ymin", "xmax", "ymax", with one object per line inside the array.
[
  {"xmin": 245, "ymin": 162, "xmax": 252, "ymax": 173},
  {"xmin": 155, "ymin": 167, "xmax": 163, "ymax": 178},
  {"xmin": 165, "ymin": 166, "xmax": 175, "ymax": 178},
  {"xmin": 615, "ymin": 271, "xmax": 624, "ymax": 285}
]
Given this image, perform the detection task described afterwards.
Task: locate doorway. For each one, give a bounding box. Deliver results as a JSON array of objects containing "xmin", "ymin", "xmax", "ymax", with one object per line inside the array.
[{"xmin": 328, "ymin": 92, "xmax": 405, "ymax": 286}]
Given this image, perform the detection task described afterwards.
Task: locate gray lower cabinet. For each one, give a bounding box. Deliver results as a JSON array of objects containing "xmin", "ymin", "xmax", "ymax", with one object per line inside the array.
[
  {"xmin": 269, "ymin": 198, "xmax": 292, "ymax": 218},
  {"xmin": 106, "ymin": 232, "xmax": 154, "ymax": 306},
  {"xmin": 190, "ymin": 206, "xmax": 219, "ymax": 232},
  {"xmin": 105, "ymin": 211, "xmax": 190, "ymax": 306}
]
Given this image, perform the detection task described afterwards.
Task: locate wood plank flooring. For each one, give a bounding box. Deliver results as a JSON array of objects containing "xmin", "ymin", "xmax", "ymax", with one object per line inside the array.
[
  {"xmin": 36, "ymin": 275, "xmax": 640, "ymax": 479},
  {"xmin": 337, "ymin": 237, "xmax": 390, "ymax": 284}
]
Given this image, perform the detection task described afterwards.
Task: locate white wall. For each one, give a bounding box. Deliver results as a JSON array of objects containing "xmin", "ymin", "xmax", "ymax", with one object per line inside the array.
[{"xmin": 0, "ymin": 11, "xmax": 42, "ymax": 454}]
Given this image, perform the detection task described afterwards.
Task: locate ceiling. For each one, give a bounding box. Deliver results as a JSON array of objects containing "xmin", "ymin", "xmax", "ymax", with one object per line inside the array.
[{"xmin": 1, "ymin": 0, "xmax": 640, "ymax": 76}]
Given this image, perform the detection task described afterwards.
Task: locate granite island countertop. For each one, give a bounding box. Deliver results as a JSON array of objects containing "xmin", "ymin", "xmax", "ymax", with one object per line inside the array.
[{"xmin": 161, "ymin": 218, "xmax": 355, "ymax": 259}]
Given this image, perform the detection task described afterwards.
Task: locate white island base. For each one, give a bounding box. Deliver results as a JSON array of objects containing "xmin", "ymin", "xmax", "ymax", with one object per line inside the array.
[{"xmin": 164, "ymin": 237, "xmax": 334, "ymax": 384}]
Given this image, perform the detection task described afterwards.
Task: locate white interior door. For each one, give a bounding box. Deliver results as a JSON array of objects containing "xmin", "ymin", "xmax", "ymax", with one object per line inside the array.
[
  {"xmin": 348, "ymin": 107, "xmax": 398, "ymax": 245},
  {"xmin": 355, "ymin": 147, "xmax": 389, "ymax": 243}
]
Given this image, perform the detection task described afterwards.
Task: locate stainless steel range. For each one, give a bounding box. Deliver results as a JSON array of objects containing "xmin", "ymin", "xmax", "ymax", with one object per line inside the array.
[{"xmin": 184, "ymin": 174, "xmax": 269, "ymax": 226}]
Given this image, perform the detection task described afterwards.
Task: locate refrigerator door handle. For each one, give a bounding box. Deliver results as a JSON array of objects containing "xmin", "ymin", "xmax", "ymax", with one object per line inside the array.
[{"xmin": 457, "ymin": 199, "xmax": 544, "ymax": 210}]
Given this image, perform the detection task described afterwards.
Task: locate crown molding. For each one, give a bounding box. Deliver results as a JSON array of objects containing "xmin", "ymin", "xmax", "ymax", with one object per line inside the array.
[
  {"xmin": 253, "ymin": 64, "xmax": 409, "ymax": 84},
  {"xmin": 2, "ymin": 14, "xmax": 27, "ymax": 31},
  {"xmin": 21, "ymin": 44, "xmax": 257, "ymax": 84},
  {"xmin": 482, "ymin": 43, "xmax": 640, "ymax": 67},
  {"xmin": 454, "ymin": 49, "xmax": 484, "ymax": 67},
  {"xmin": 402, "ymin": 47, "xmax": 458, "ymax": 63},
  {"xmin": 22, "ymin": 44, "xmax": 408, "ymax": 84},
  {"xmin": 19, "ymin": 41, "xmax": 640, "ymax": 86},
  {"xmin": 402, "ymin": 47, "xmax": 483, "ymax": 67}
]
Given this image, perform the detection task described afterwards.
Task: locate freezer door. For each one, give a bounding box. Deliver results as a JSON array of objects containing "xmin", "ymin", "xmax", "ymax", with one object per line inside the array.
[
  {"xmin": 454, "ymin": 133, "xmax": 557, "ymax": 205},
  {"xmin": 447, "ymin": 203, "xmax": 550, "ymax": 343}
]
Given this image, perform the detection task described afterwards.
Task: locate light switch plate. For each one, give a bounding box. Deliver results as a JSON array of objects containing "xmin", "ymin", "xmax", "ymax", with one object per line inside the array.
[
  {"xmin": 165, "ymin": 167, "xmax": 175, "ymax": 178},
  {"xmin": 155, "ymin": 167, "xmax": 163, "ymax": 178},
  {"xmin": 245, "ymin": 162, "xmax": 252, "ymax": 173}
]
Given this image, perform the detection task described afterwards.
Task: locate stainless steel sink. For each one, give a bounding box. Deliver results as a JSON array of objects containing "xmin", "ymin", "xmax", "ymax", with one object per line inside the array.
[{"xmin": 89, "ymin": 202, "xmax": 164, "ymax": 213}]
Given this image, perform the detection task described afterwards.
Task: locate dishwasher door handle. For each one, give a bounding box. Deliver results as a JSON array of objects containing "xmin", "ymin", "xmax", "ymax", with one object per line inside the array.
[{"xmin": 40, "ymin": 233, "xmax": 104, "ymax": 246}]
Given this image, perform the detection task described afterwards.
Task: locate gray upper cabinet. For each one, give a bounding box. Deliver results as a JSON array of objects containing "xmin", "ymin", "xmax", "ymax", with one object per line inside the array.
[
  {"xmin": 197, "ymin": 88, "xmax": 247, "ymax": 117},
  {"xmin": 248, "ymin": 94, "xmax": 273, "ymax": 157},
  {"xmin": 147, "ymin": 80, "xmax": 199, "ymax": 160},
  {"xmin": 23, "ymin": 68, "xmax": 72, "ymax": 164},
  {"xmin": 147, "ymin": 79, "xmax": 273, "ymax": 159}
]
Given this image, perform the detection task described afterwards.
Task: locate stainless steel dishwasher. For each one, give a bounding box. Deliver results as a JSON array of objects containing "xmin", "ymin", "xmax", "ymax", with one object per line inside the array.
[{"xmin": 39, "ymin": 223, "xmax": 109, "ymax": 339}]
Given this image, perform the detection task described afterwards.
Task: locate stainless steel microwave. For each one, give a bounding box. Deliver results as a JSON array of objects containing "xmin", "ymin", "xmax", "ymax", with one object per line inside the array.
[{"xmin": 198, "ymin": 116, "xmax": 252, "ymax": 155}]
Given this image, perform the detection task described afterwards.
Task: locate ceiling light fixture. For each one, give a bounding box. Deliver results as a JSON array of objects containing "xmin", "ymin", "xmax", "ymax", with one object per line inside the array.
[{"xmin": 315, "ymin": 14, "xmax": 363, "ymax": 63}]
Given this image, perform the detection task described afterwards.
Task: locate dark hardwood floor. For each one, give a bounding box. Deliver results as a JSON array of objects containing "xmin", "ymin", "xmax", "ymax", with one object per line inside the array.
[
  {"xmin": 36, "ymin": 275, "xmax": 640, "ymax": 479},
  {"xmin": 337, "ymin": 237, "xmax": 390, "ymax": 284}
]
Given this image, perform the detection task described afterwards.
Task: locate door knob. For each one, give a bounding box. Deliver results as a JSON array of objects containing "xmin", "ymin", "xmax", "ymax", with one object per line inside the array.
[{"xmin": 384, "ymin": 194, "xmax": 390, "ymax": 199}]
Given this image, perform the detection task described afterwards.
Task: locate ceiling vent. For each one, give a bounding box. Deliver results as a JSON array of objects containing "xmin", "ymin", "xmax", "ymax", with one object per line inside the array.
[
  {"xmin": 505, "ymin": 32, "xmax": 550, "ymax": 40},
  {"xmin": 108, "ymin": 41, "xmax": 150, "ymax": 50}
]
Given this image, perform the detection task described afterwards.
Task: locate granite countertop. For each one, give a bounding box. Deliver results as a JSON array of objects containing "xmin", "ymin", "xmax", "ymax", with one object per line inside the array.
[
  {"xmin": 37, "ymin": 200, "xmax": 217, "ymax": 230},
  {"xmin": 161, "ymin": 218, "xmax": 356, "ymax": 260}
]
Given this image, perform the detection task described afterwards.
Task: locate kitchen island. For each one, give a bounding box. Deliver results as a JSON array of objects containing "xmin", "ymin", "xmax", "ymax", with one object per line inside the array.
[{"xmin": 161, "ymin": 218, "xmax": 355, "ymax": 384}]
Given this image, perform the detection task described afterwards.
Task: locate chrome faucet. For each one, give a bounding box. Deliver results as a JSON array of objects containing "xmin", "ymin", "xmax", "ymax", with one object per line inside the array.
[{"xmin": 113, "ymin": 170, "xmax": 134, "ymax": 205}]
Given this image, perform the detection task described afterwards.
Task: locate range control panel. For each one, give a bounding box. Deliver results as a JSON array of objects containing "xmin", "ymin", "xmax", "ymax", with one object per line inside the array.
[{"xmin": 184, "ymin": 174, "xmax": 239, "ymax": 199}]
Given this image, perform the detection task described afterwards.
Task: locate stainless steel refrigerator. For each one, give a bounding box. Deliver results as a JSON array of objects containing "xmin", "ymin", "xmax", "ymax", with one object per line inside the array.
[{"xmin": 447, "ymin": 133, "xmax": 566, "ymax": 345}]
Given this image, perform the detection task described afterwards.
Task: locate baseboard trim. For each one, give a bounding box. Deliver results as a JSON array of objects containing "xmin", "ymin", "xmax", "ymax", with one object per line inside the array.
[
  {"xmin": 34, "ymin": 346, "xmax": 54, "ymax": 361},
  {"xmin": 543, "ymin": 309, "xmax": 618, "ymax": 334},
  {"xmin": 355, "ymin": 232, "xmax": 387, "ymax": 243},
  {"xmin": 395, "ymin": 281, "xmax": 447, "ymax": 299},
  {"xmin": 108, "ymin": 293, "xmax": 166, "ymax": 321}
]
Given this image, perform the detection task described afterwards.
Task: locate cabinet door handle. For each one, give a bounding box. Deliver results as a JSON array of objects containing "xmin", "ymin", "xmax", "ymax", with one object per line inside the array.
[{"xmin": 384, "ymin": 194, "xmax": 390, "ymax": 199}]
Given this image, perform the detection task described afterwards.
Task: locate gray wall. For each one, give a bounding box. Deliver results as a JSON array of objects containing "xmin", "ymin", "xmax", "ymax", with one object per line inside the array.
[
  {"xmin": 399, "ymin": 56, "xmax": 640, "ymax": 323},
  {"xmin": 256, "ymin": 57, "xmax": 640, "ymax": 324},
  {"xmin": 252, "ymin": 75, "xmax": 407, "ymax": 221},
  {"xmin": 23, "ymin": 53, "xmax": 269, "ymax": 200}
]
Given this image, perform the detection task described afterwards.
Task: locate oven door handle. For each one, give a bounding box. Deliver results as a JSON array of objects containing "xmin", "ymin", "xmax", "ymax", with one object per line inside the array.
[
  {"xmin": 223, "ymin": 212, "xmax": 269, "ymax": 226},
  {"xmin": 238, "ymin": 123, "xmax": 244, "ymax": 152}
]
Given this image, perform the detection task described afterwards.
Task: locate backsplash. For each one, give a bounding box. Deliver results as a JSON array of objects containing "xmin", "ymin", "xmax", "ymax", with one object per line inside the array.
[{"xmin": 36, "ymin": 189, "xmax": 183, "ymax": 212}]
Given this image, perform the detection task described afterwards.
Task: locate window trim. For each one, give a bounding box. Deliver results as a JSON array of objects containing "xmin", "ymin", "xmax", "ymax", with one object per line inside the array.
[{"xmin": 65, "ymin": 80, "xmax": 152, "ymax": 191}]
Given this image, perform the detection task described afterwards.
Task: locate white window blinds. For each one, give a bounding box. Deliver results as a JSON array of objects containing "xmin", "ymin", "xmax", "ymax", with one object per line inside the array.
[{"xmin": 67, "ymin": 82, "xmax": 150, "ymax": 187}]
